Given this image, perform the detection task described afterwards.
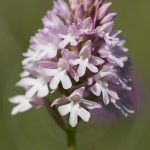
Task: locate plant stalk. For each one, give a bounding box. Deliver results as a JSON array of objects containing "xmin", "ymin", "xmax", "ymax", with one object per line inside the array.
[{"xmin": 67, "ymin": 125, "xmax": 76, "ymax": 150}]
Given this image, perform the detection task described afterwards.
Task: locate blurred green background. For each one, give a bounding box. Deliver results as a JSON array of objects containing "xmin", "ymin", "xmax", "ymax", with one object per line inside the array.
[{"xmin": 0, "ymin": 0, "xmax": 150, "ymax": 150}]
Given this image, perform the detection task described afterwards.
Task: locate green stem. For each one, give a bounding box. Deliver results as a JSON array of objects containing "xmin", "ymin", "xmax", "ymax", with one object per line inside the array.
[{"xmin": 67, "ymin": 125, "xmax": 76, "ymax": 150}]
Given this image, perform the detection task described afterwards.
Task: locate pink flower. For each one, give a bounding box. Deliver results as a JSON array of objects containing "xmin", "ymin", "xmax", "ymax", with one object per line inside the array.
[
  {"xmin": 70, "ymin": 40, "xmax": 104, "ymax": 77},
  {"xmin": 42, "ymin": 58, "xmax": 79, "ymax": 90},
  {"xmin": 58, "ymin": 24, "xmax": 80, "ymax": 48},
  {"xmin": 77, "ymin": 17, "xmax": 94, "ymax": 35},
  {"xmin": 10, "ymin": 0, "xmax": 134, "ymax": 125}
]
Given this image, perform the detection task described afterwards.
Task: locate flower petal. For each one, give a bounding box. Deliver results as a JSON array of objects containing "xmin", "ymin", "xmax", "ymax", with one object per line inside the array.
[
  {"xmin": 25, "ymin": 84, "xmax": 40, "ymax": 98},
  {"xmin": 69, "ymin": 104, "xmax": 78, "ymax": 127},
  {"xmin": 77, "ymin": 59, "xmax": 88, "ymax": 77},
  {"xmin": 58, "ymin": 36, "xmax": 70, "ymax": 49},
  {"xmin": 102, "ymin": 88, "xmax": 109, "ymax": 105},
  {"xmin": 11, "ymin": 102, "xmax": 32, "ymax": 115},
  {"xmin": 61, "ymin": 73, "xmax": 72, "ymax": 89},
  {"xmin": 107, "ymin": 89, "xmax": 119, "ymax": 99},
  {"xmin": 9, "ymin": 95, "xmax": 26, "ymax": 104},
  {"xmin": 18, "ymin": 78, "xmax": 36, "ymax": 86},
  {"xmin": 19, "ymin": 102, "xmax": 32, "ymax": 112},
  {"xmin": 87, "ymin": 63, "xmax": 98, "ymax": 73},
  {"xmin": 69, "ymin": 59, "xmax": 81, "ymax": 66},
  {"xmin": 43, "ymin": 68, "xmax": 58, "ymax": 76},
  {"xmin": 77, "ymin": 107, "xmax": 90, "ymax": 122},
  {"xmin": 11, "ymin": 104, "xmax": 23, "ymax": 115},
  {"xmin": 90, "ymin": 56, "xmax": 105, "ymax": 65},
  {"xmin": 91, "ymin": 82, "xmax": 102, "ymax": 96},
  {"xmin": 37, "ymin": 84, "xmax": 49, "ymax": 97},
  {"xmin": 51, "ymin": 97, "xmax": 69, "ymax": 107},
  {"xmin": 58, "ymin": 103, "xmax": 71, "ymax": 116},
  {"xmin": 50, "ymin": 73, "xmax": 61, "ymax": 89},
  {"xmin": 74, "ymin": 87, "xmax": 85, "ymax": 95},
  {"xmin": 82, "ymin": 99, "xmax": 102, "ymax": 109}
]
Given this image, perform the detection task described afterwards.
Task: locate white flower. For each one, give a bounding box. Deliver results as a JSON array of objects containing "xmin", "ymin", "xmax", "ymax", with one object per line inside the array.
[
  {"xmin": 17, "ymin": 77, "xmax": 49, "ymax": 98},
  {"xmin": 9, "ymin": 95, "xmax": 32, "ymax": 115},
  {"xmin": 58, "ymin": 24, "xmax": 80, "ymax": 48},
  {"xmin": 70, "ymin": 40, "xmax": 104, "ymax": 77},
  {"xmin": 9, "ymin": 95, "xmax": 44, "ymax": 115},
  {"xmin": 96, "ymin": 21, "xmax": 119, "ymax": 46},
  {"xmin": 43, "ymin": 58, "xmax": 78, "ymax": 90},
  {"xmin": 51, "ymin": 87, "xmax": 101, "ymax": 127},
  {"xmin": 91, "ymin": 80, "xmax": 119, "ymax": 105}
]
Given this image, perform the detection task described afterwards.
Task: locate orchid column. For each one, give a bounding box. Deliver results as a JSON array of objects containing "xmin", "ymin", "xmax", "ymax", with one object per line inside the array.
[{"xmin": 9, "ymin": 0, "xmax": 134, "ymax": 150}]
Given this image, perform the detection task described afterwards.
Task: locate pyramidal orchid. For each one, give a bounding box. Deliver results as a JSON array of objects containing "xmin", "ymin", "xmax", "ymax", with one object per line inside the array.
[{"xmin": 9, "ymin": 0, "xmax": 135, "ymax": 150}]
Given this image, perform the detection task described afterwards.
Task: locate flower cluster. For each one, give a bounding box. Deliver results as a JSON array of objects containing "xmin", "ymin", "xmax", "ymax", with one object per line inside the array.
[{"xmin": 9, "ymin": 0, "xmax": 134, "ymax": 127}]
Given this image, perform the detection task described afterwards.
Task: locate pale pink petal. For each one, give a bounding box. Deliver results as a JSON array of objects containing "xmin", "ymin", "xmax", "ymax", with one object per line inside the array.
[
  {"xmin": 74, "ymin": 87, "xmax": 85, "ymax": 94},
  {"xmin": 101, "ymin": 21, "xmax": 114, "ymax": 34},
  {"xmin": 11, "ymin": 102, "xmax": 32, "ymax": 115},
  {"xmin": 77, "ymin": 59, "xmax": 88, "ymax": 77},
  {"xmin": 112, "ymin": 56, "xmax": 124, "ymax": 67},
  {"xmin": 58, "ymin": 103, "xmax": 72, "ymax": 116},
  {"xmin": 69, "ymin": 68, "xmax": 79, "ymax": 82},
  {"xmin": 77, "ymin": 107, "xmax": 90, "ymax": 122},
  {"xmin": 107, "ymin": 89, "xmax": 119, "ymax": 99},
  {"xmin": 11, "ymin": 104, "xmax": 23, "ymax": 115},
  {"xmin": 69, "ymin": 59, "xmax": 81, "ymax": 66},
  {"xmin": 9, "ymin": 95, "xmax": 26, "ymax": 104},
  {"xmin": 38, "ymin": 61, "xmax": 57, "ymax": 68},
  {"xmin": 37, "ymin": 84, "xmax": 49, "ymax": 97},
  {"xmin": 102, "ymin": 88, "xmax": 109, "ymax": 105},
  {"xmin": 87, "ymin": 63, "xmax": 98, "ymax": 73},
  {"xmin": 99, "ymin": 71, "xmax": 112, "ymax": 78},
  {"xmin": 61, "ymin": 73, "xmax": 72, "ymax": 89},
  {"xmin": 20, "ymin": 71, "xmax": 30, "ymax": 78},
  {"xmin": 99, "ymin": 49, "xmax": 109, "ymax": 58},
  {"xmin": 80, "ymin": 40, "xmax": 92, "ymax": 58},
  {"xmin": 25, "ymin": 85, "xmax": 39, "ymax": 98},
  {"xmin": 19, "ymin": 103, "xmax": 32, "ymax": 112},
  {"xmin": 69, "ymin": 105, "xmax": 78, "ymax": 127},
  {"xmin": 58, "ymin": 37, "xmax": 70, "ymax": 49},
  {"xmin": 107, "ymin": 54, "xmax": 116, "ymax": 63},
  {"xmin": 91, "ymin": 82, "xmax": 102, "ymax": 96},
  {"xmin": 111, "ymin": 76, "xmax": 120, "ymax": 84},
  {"xmin": 70, "ymin": 39, "xmax": 78, "ymax": 46},
  {"xmin": 50, "ymin": 74, "xmax": 61, "ymax": 89},
  {"xmin": 43, "ymin": 68, "xmax": 58, "ymax": 76},
  {"xmin": 36, "ymin": 50, "xmax": 49, "ymax": 60},
  {"xmin": 90, "ymin": 56, "xmax": 105, "ymax": 65},
  {"xmin": 83, "ymin": 17, "xmax": 93, "ymax": 31},
  {"xmin": 51, "ymin": 98, "xmax": 69, "ymax": 107},
  {"xmin": 18, "ymin": 78, "xmax": 36, "ymax": 86},
  {"xmin": 82, "ymin": 99, "xmax": 102, "ymax": 109}
]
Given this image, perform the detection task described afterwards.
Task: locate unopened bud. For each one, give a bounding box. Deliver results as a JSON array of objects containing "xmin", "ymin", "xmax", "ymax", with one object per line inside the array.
[
  {"xmin": 75, "ymin": 3, "xmax": 84, "ymax": 19},
  {"xmin": 98, "ymin": 2, "xmax": 112, "ymax": 20},
  {"xmin": 100, "ymin": 12, "xmax": 117, "ymax": 24},
  {"xmin": 94, "ymin": 0, "xmax": 103, "ymax": 7},
  {"xmin": 84, "ymin": 0, "xmax": 94, "ymax": 11}
]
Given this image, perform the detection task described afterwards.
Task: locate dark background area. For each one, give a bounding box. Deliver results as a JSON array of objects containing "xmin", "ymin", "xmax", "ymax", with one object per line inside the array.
[{"xmin": 0, "ymin": 0, "xmax": 150, "ymax": 149}]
